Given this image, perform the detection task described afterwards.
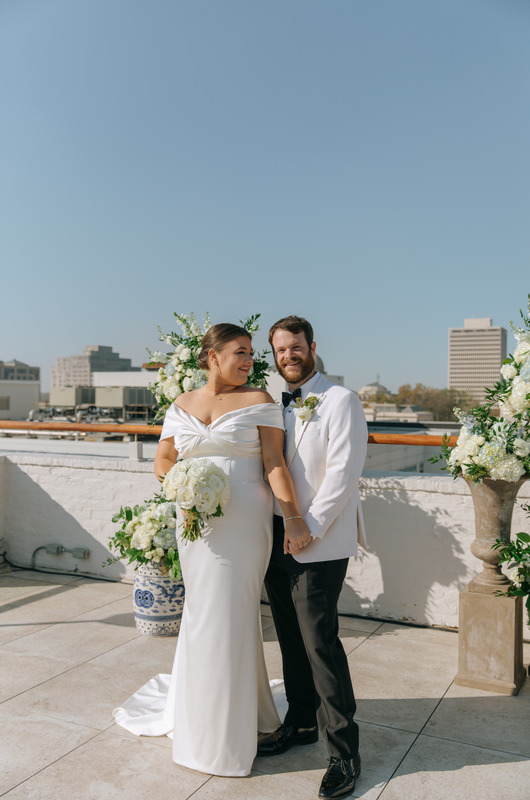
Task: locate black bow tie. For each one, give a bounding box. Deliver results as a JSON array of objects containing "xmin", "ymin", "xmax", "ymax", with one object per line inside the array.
[{"xmin": 282, "ymin": 388, "xmax": 302, "ymax": 407}]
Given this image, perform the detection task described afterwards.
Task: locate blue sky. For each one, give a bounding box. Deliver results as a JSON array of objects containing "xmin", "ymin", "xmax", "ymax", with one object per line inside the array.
[{"xmin": 1, "ymin": 0, "xmax": 529, "ymax": 392}]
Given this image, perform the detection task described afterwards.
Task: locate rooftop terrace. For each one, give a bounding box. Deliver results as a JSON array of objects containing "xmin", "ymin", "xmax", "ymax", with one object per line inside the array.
[{"xmin": 1, "ymin": 569, "xmax": 529, "ymax": 799}]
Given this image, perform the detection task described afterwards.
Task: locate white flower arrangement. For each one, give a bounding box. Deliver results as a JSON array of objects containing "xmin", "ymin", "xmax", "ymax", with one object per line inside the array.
[
  {"xmin": 162, "ymin": 457, "xmax": 230, "ymax": 542},
  {"xmin": 146, "ymin": 312, "xmax": 272, "ymax": 422},
  {"xmin": 434, "ymin": 295, "xmax": 530, "ymax": 483},
  {"xmin": 105, "ymin": 499, "xmax": 181, "ymax": 579},
  {"xmin": 147, "ymin": 313, "xmax": 211, "ymax": 420}
]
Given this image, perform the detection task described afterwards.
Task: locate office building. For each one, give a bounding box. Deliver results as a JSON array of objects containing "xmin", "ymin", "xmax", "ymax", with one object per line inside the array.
[
  {"xmin": 51, "ymin": 346, "xmax": 138, "ymax": 388},
  {"xmin": 448, "ymin": 318, "xmax": 507, "ymax": 404}
]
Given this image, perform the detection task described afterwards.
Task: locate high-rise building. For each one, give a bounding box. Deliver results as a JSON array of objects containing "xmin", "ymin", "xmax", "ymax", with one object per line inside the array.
[
  {"xmin": 448, "ymin": 318, "xmax": 507, "ymax": 404},
  {"xmin": 51, "ymin": 346, "xmax": 138, "ymax": 388}
]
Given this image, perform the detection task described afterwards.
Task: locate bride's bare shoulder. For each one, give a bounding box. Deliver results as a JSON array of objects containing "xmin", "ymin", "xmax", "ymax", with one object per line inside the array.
[
  {"xmin": 173, "ymin": 389, "xmax": 202, "ymax": 411},
  {"xmin": 242, "ymin": 388, "xmax": 275, "ymax": 405}
]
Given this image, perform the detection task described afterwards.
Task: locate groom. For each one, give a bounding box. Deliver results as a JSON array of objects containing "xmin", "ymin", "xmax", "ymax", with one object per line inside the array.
[{"xmin": 258, "ymin": 316, "xmax": 368, "ymax": 800}]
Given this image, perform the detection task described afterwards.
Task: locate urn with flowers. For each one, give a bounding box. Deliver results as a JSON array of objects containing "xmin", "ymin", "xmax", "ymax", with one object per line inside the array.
[{"xmin": 105, "ymin": 498, "xmax": 184, "ymax": 636}]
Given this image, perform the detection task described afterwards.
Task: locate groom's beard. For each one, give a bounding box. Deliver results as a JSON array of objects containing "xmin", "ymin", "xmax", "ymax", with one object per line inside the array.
[{"xmin": 275, "ymin": 352, "xmax": 315, "ymax": 385}]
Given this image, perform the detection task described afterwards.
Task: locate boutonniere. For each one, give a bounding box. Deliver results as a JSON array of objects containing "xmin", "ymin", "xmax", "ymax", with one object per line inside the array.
[{"xmin": 294, "ymin": 395, "xmax": 321, "ymax": 425}]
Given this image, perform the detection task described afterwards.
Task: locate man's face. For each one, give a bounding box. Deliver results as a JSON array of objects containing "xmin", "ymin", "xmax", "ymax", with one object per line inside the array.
[{"xmin": 271, "ymin": 329, "xmax": 316, "ymax": 386}]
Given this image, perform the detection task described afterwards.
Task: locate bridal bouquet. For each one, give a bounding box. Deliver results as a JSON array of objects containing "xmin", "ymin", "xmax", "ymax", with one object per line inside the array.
[
  {"xmin": 433, "ymin": 295, "xmax": 530, "ymax": 483},
  {"xmin": 162, "ymin": 457, "xmax": 230, "ymax": 542},
  {"xmin": 105, "ymin": 499, "xmax": 181, "ymax": 579},
  {"xmin": 147, "ymin": 312, "xmax": 272, "ymax": 422}
]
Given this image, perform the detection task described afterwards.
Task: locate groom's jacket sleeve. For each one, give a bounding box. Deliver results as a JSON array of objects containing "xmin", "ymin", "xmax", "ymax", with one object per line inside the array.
[{"xmin": 303, "ymin": 390, "xmax": 367, "ymax": 540}]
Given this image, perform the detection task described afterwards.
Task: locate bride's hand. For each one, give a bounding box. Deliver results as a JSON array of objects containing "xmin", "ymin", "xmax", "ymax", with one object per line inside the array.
[{"xmin": 283, "ymin": 518, "xmax": 312, "ymax": 555}]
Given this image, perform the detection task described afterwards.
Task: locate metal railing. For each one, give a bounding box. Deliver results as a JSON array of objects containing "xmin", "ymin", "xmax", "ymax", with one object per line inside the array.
[{"xmin": 0, "ymin": 420, "xmax": 458, "ymax": 447}]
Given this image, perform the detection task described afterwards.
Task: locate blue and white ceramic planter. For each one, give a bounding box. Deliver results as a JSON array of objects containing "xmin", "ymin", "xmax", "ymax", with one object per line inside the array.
[{"xmin": 133, "ymin": 561, "xmax": 185, "ymax": 636}]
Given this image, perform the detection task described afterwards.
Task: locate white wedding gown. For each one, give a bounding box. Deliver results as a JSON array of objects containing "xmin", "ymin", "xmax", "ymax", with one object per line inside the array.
[{"xmin": 113, "ymin": 402, "xmax": 282, "ymax": 777}]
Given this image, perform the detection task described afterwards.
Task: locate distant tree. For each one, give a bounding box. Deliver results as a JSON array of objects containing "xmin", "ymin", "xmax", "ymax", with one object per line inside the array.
[
  {"xmin": 395, "ymin": 383, "xmax": 473, "ymax": 421},
  {"xmin": 372, "ymin": 391, "xmax": 394, "ymax": 403}
]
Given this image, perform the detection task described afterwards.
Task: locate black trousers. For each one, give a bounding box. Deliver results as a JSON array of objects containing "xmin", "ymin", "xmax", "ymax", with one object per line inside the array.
[{"xmin": 264, "ymin": 515, "xmax": 359, "ymax": 759}]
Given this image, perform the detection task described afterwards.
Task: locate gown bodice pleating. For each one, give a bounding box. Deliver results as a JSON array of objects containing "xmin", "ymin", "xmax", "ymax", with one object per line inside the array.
[{"xmin": 114, "ymin": 401, "xmax": 283, "ymax": 777}]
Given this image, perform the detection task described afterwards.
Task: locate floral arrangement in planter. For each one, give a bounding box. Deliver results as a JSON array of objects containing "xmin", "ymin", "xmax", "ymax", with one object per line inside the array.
[
  {"xmin": 146, "ymin": 312, "xmax": 271, "ymax": 422},
  {"xmin": 105, "ymin": 498, "xmax": 182, "ymax": 580},
  {"xmin": 432, "ymin": 295, "xmax": 530, "ymax": 483},
  {"xmin": 493, "ymin": 503, "xmax": 530, "ymax": 624}
]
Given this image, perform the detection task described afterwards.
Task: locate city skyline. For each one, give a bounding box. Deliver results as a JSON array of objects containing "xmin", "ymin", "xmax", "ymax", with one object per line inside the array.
[{"xmin": 1, "ymin": 1, "xmax": 528, "ymax": 393}]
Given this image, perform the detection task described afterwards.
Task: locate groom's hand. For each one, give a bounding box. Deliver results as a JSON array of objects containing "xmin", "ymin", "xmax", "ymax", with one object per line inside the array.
[{"xmin": 284, "ymin": 518, "xmax": 312, "ymax": 555}]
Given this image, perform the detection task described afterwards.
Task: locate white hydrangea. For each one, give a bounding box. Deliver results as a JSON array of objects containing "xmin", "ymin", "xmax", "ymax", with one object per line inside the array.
[
  {"xmin": 513, "ymin": 438, "xmax": 530, "ymax": 458},
  {"xmin": 500, "ymin": 376, "xmax": 530, "ymax": 416},
  {"xmin": 488, "ymin": 455, "xmax": 525, "ymax": 482},
  {"xmin": 514, "ymin": 340, "xmax": 530, "ymax": 365}
]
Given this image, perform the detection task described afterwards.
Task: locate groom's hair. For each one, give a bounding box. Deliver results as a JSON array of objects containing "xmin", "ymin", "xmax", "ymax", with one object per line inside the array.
[{"xmin": 268, "ymin": 316, "xmax": 314, "ymax": 349}]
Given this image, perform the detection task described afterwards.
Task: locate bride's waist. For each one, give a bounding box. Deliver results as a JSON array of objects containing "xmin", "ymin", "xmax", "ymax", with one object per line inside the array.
[{"xmin": 192, "ymin": 455, "xmax": 265, "ymax": 484}]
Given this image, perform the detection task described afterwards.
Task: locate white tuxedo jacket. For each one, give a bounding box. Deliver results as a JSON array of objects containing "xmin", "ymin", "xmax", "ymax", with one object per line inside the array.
[{"xmin": 282, "ymin": 372, "xmax": 368, "ymax": 563}]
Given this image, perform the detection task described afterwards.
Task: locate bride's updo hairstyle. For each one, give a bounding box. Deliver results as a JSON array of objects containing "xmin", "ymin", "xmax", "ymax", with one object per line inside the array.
[{"xmin": 197, "ymin": 323, "xmax": 251, "ymax": 370}]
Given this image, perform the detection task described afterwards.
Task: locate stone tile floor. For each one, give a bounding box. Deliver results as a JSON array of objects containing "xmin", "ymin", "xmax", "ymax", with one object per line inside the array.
[{"xmin": 1, "ymin": 568, "xmax": 529, "ymax": 800}]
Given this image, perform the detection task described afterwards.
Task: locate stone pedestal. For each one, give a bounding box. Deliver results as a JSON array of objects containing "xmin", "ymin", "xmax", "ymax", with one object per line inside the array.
[{"xmin": 455, "ymin": 589, "xmax": 526, "ymax": 695}]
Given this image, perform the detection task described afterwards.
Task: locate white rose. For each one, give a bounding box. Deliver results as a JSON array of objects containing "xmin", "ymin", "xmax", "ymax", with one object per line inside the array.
[
  {"xmin": 510, "ymin": 568, "xmax": 523, "ymax": 588},
  {"xmin": 179, "ymin": 347, "xmax": 191, "ymax": 362},
  {"xmin": 176, "ymin": 486, "xmax": 195, "ymax": 509},
  {"xmin": 501, "ymin": 363, "xmax": 518, "ymax": 380},
  {"xmin": 188, "ymin": 459, "xmax": 211, "ymax": 479},
  {"xmin": 195, "ymin": 487, "xmax": 217, "ymax": 514},
  {"xmin": 163, "ymin": 470, "xmax": 187, "ymax": 499},
  {"xmin": 207, "ymin": 473, "xmax": 225, "ymax": 492},
  {"xmin": 297, "ymin": 407, "xmax": 313, "ymax": 422},
  {"xmin": 462, "ymin": 439, "xmax": 480, "ymax": 457},
  {"xmin": 182, "ymin": 376, "xmax": 194, "ymax": 392},
  {"xmin": 457, "ymin": 428, "xmax": 470, "ymax": 444}
]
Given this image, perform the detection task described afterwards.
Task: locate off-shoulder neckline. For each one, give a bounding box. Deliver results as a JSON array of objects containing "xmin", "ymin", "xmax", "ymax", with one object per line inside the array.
[{"xmin": 171, "ymin": 401, "xmax": 278, "ymax": 429}]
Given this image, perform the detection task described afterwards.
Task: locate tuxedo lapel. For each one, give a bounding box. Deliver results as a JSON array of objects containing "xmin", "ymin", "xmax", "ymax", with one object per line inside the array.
[
  {"xmin": 286, "ymin": 393, "xmax": 326, "ymax": 468},
  {"xmin": 285, "ymin": 412, "xmax": 303, "ymax": 467}
]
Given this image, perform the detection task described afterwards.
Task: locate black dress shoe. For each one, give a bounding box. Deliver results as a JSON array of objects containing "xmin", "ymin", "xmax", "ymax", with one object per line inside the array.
[
  {"xmin": 257, "ymin": 723, "xmax": 318, "ymax": 756},
  {"xmin": 318, "ymin": 754, "xmax": 361, "ymax": 799}
]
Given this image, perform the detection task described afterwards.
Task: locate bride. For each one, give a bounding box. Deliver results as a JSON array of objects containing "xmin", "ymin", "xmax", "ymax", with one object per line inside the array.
[{"xmin": 114, "ymin": 322, "xmax": 311, "ymax": 777}]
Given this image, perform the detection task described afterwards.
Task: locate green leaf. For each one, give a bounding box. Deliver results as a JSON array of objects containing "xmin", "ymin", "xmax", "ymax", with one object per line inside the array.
[{"xmin": 516, "ymin": 532, "xmax": 530, "ymax": 543}]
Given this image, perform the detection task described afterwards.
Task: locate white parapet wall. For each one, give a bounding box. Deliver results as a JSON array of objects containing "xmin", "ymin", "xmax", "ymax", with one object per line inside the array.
[{"xmin": 0, "ymin": 451, "xmax": 528, "ymax": 638}]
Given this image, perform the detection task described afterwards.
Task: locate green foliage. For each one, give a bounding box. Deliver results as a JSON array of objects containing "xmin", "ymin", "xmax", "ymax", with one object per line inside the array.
[{"xmin": 493, "ymin": 503, "xmax": 530, "ymax": 624}]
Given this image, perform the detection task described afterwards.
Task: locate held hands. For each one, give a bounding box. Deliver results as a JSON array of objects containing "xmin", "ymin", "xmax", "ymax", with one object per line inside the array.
[{"xmin": 283, "ymin": 517, "xmax": 312, "ymax": 556}]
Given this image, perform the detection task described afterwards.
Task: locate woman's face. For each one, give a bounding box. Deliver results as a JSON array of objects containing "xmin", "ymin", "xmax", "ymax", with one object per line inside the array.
[{"xmin": 211, "ymin": 336, "xmax": 253, "ymax": 385}]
